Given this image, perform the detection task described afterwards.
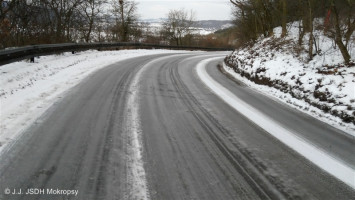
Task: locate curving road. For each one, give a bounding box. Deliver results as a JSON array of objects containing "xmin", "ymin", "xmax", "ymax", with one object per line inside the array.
[{"xmin": 0, "ymin": 53, "xmax": 354, "ymax": 200}]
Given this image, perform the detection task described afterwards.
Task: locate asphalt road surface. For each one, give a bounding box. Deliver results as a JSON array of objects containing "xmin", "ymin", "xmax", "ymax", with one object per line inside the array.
[{"xmin": 0, "ymin": 53, "xmax": 354, "ymax": 200}]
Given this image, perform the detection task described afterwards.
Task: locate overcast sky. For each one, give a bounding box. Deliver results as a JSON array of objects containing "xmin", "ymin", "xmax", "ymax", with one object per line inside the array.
[{"xmin": 137, "ymin": 0, "xmax": 233, "ymax": 20}]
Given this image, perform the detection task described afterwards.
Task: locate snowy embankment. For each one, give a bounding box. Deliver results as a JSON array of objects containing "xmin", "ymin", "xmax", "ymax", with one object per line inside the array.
[
  {"xmin": 198, "ymin": 57, "xmax": 355, "ymax": 189},
  {"xmin": 0, "ymin": 49, "xmax": 187, "ymax": 154},
  {"xmin": 224, "ymin": 23, "xmax": 355, "ymax": 135}
]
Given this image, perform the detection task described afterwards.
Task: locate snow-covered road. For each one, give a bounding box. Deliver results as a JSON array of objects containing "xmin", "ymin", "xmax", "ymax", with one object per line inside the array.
[
  {"xmin": 0, "ymin": 50, "xmax": 188, "ymax": 154},
  {"xmin": 0, "ymin": 52, "xmax": 353, "ymax": 199},
  {"xmin": 197, "ymin": 57, "xmax": 355, "ymax": 189}
]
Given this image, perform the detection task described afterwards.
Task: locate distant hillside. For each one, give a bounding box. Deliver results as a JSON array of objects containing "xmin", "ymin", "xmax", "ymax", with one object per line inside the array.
[
  {"xmin": 193, "ymin": 20, "xmax": 233, "ymax": 30},
  {"xmin": 141, "ymin": 19, "xmax": 233, "ymax": 31}
]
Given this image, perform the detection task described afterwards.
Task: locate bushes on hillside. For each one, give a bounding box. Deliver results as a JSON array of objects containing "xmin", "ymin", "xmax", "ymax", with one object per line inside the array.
[{"xmin": 230, "ymin": 0, "xmax": 355, "ymax": 64}]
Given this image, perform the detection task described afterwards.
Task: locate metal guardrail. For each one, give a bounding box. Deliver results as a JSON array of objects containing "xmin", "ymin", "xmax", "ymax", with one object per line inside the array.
[{"xmin": 0, "ymin": 42, "xmax": 233, "ymax": 66}]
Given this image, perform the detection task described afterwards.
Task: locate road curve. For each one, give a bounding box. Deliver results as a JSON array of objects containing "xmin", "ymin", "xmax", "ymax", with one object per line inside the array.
[{"xmin": 0, "ymin": 53, "xmax": 354, "ymax": 200}]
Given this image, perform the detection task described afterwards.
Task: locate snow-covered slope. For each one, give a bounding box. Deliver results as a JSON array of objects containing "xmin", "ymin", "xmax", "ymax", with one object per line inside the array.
[{"xmin": 225, "ymin": 22, "xmax": 355, "ymax": 135}]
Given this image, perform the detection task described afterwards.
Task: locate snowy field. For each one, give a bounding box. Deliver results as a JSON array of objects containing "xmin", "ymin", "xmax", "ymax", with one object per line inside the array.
[
  {"xmin": 225, "ymin": 22, "xmax": 355, "ymax": 136},
  {"xmin": 147, "ymin": 22, "xmax": 215, "ymax": 35},
  {"xmin": 0, "ymin": 49, "xmax": 188, "ymax": 154}
]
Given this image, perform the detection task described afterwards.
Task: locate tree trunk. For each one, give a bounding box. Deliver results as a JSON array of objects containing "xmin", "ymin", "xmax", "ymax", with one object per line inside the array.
[
  {"xmin": 120, "ymin": 1, "xmax": 126, "ymax": 42},
  {"xmin": 281, "ymin": 0, "xmax": 287, "ymax": 37},
  {"xmin": 332, "ymin": 3, "xmax": 351, "ymax": 64},
  {"xmin": 297, "ymin": 0, "xmax": 304, "ymax": 45},
  {"xmin": 262, "ymin": 0, "xmax": 274, "ymax": 37},
  {"xmin": 308, "ymin": 0, "xmax": 313, "ymax": 60},
  {"xmin": 85, "ymin": 6, "xmax": 95, "ymax": 43},
  {"xmin": 86, "ymin": 18, "xmax": 94, "ymax": 42},
  {"xmin": 298, "ymin": 20, "xmax": 305, "ymax": 45},
  {"xmin": 344, "ymin": 2, "xmax": 354, "ymax": 46},
  {"xmin": 345, "ymin": 19, "xmax": 355, "ymax": 47}
]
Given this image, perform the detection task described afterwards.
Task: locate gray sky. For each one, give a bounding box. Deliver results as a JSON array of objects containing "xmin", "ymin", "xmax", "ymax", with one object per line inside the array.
[{"xmin": 137, "ymin": 0, "xmax": 233, "ymax": 20}]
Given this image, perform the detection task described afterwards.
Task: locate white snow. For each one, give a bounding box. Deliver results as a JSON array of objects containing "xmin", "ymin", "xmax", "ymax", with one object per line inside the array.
[
  {"xmin": 141, "ymin": 21, "xmax": 216, "ymax": 36},
  {"xmin": 197, "ymin": 57, "xmax": 355, "ymax": 189},
  {"xmin": 0, "ymin": 49, "xmax": 188, "ymax": 155},
  {"xmin": 223, "ymin": 63, "xmax": 355, "ymax": 137},
  {"xmin": 225, "ymin": 21, "xmax": 355, "ymax": 135}
]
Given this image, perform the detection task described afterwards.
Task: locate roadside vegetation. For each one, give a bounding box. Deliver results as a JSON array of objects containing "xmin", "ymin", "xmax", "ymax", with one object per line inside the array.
[
  {"xmin": 0, "ymin": 0, "xmax": 234, "ymax": 49},
  {"xmin": 226, "ymin": 0, "xmax": 355, "ymax": 126},
  {"xmin": 0, "ymin": 0, "xmax": 142, "ymax": 47},
  {"xmin": 229, "ymin": 0, "xmax": 355, "ymax": 64}
]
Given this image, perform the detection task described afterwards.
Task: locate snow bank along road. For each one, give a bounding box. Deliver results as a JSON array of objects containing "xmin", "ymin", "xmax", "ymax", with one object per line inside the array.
[{"xmin": 0, "ymin": 53, "xmax": 354, "ymax": 199}]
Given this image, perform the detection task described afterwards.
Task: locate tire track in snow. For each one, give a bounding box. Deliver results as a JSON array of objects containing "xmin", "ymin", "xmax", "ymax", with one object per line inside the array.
[{"xmin": 123, "ymin": 54, "xmax": 186, "ymax": 200}]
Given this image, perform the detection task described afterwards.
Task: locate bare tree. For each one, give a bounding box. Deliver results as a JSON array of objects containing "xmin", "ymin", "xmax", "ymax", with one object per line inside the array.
[
  {"xmin": 231, "ymin": 0, "xmax": 277, "ymax": 44},
  {"xmin": 280, "ymin": 0, "xmax": 288, "ymax": 37},
  {"xmin": 79, "ymin": 0, "xmax": 106, "ymax": 42},
  {"xmin": 161, "ymin": 8, "xmax": 195, "ymax": 46},
  {"xmin": 344, "ymin": 3, "xmax": 355, "ymax": 47},
  {"xmin": 307, "ymin": 0, "xmax": 315, "ymax": 60},
  {"xmin": 40, "ymin": 0, "xmax": 83, "ymax": 42},
  {"xmin": 329, "ymin": 0, "xmax": 352, "ymax": 64},
  {"xmin": 0, "ymin": 0, "xmax": 17, "ymax": 48},
  {"xmin": 111, "ymin": 0, "xmax": 138, "ymax": 42},
  {"xmin": 230, "ymin": 0, "xmax": 354, "ymax": 64},
  {"xmin": 0, "ymin": 0, "xmax": 16, "ymax": 20},
  {"xmin": 1, "ymin": 0, "xmax": 54, "ymax": 47}
]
